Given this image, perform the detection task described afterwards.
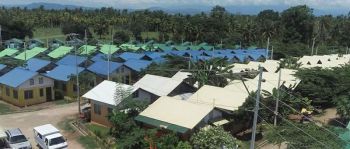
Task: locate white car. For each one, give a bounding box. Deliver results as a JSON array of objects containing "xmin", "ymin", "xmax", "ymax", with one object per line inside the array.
[
  {"xmin": 33, "ymin": 124, "xmax": 68, "ymax": 149},
  {"xmin": 4, "ymin": 128, "xmax": 32, "ymax": 149}
]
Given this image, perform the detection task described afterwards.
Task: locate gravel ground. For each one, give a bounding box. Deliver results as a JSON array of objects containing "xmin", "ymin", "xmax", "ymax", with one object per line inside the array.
[{"xmin": 0, "ymin": 102, "xmax": 84, "ymax": 149}]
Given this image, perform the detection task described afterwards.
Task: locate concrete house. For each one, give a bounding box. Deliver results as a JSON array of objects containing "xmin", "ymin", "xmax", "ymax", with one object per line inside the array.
[
  {"xmin": 119, "ymin": 59, "xmax": 152, "ymax": 84},
  {"xmin": 27, "ymin": 39, "xmax": 44, "ymax": 49},
  {"xmin": 49, "ymin": 39, "xmax": 65, "ymax": 49},
  {"xmin": 135, "ymin": 96, "xmax": 216, "ymax": 137},
  {"xmin": 87, "ymin": 60, "xmax": 123, "ymax": 83},
  {"xmin": 56, "ymin": 54, "xmax": 90, "ymax": 68},
  {"xmin": 44, "ymin": 65, "xmax": 85, "ymax": 98},
  {"xmin": 132, "ymin": 74, "xmax": 196, "ymax": 103},
  {"xmin": 23, "ymin": 58, "xmax": 56, "ymax": 73},
  {"xmin": 5, "ymin": 38, "xmax": 23, "ymax": 49},
  {"xmin": 82, "ymin": 80, "xmax": 134, "ymax": 126},
  {"xmin": 0, "ymin": 67, "xmax": 55, "ymax": 107}
]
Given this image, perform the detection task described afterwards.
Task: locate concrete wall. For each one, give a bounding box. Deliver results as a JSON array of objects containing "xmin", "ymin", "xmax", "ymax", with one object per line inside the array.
[
  {"xmin": 0, "ymin": 84, "xmax": 54, "ymax": 107},
  {"xmin": 90, "ymin": 100, "xmax": 113, "ymax": 127}
]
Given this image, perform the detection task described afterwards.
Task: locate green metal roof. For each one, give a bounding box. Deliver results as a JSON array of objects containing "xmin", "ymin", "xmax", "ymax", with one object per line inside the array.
[
  {"xmin": 99, "ymin": 44, "xmax": 120, "ymax": 54},
  {"xmin": 79, "ymin": 45, "xmax": 97, "ymax": 55},
  {"xmin": 0, "ymin": 48, "xmax": 19, "ymax": 58},
  {"xmin": 14, "ymin": 47, "xmax": 47, "ymax": 60},
  {"xmin": 202, "ymin": 45, "xmax": 214, "ymax": 51},
  {"xmin": 47, "ymin": 46, "xmax": 73, "ymax": 59},
  {"xmin": 153, "ymin": 44, "xmax": 170, "ymax": 51},
  {"xmin": 173, "ymin": 45, "xmax": 189, "ymax": 51},
  {"xmin": 135, "ymin": 115, "xmax": 189, "ymax": 133}
]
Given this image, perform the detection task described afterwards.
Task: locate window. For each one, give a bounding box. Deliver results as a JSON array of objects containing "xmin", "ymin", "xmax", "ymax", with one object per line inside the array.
[
  {"xmin": 13, "ymin": 90, "xmax": 18, "ymax": 99},
  {"xmin": 29, "ymin": 79, "xmax": 34, "ymax": 85},
  {"xmin": 108, "ymin": 107, "xmax": 113, "ymax": 114},
  {"xmin": 24, "ymin": 90, "xmax": 33, "ymax": 99},
  {"xmin": 62, "ymin": 84, "xmax": 67, "ymax": 91},
  {"xmin": 40, "ymin": 88, "xmax": 44, "ymax": 97},
  {"xmin": 5, "ymin": 87, "xmax": 10, "ymax": 96},
  {"xmin": 39, "ymin": 77, "xmax": 44, "ymax": 84},
  {"xmin": 94, "ymin": 103, "xmax": 101, "ymax": 115},
  {"xmin": 132, "ymin": 91, "xmax": 139, "ymax": 98},
  {"xmin": 120, "ymin": 67, "xmax": 125, "ymax": 73},
  {"xmin": 73, "ymin": 84, "xmax": 78, "ymax": 92}
]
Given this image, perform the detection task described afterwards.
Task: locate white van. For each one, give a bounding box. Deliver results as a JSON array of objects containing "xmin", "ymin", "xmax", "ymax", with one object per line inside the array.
[{"xmin": 33, "ymin": 124, "xmax": 68, "ymax": 149}]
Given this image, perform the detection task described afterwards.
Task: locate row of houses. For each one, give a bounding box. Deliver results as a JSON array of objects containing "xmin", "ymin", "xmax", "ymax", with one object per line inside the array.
[
  {"xmin": 82, "ymin": 58, "xmax": 302, "ymax": 137},
  {"xmin": 3, "ymin": 38, "xmax": 253, "ymax": 52},
  {"xmin": 87, "ymin": 53, "xmax": 350, "ymax": 134}
]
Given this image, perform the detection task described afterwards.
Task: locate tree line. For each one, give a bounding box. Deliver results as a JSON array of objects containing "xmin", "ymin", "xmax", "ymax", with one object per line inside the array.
[{"xmin": 1, "ymin": 5, "xmax": 350, "ymax": 57}]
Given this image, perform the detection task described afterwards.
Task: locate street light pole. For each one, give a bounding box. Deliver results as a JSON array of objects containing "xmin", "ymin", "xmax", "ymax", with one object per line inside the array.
[{"xmin": 250, "ymin": 66, "xmax": 263, "ymax": 149}]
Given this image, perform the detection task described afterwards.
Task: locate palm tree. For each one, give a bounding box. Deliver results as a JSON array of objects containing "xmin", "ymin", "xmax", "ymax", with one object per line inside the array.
[{"xmin": 187, "ymin": 58, "xmax": 235, "ymax": 88}]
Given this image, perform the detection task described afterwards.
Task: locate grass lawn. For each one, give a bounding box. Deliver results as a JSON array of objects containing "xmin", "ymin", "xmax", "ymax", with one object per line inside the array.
[
  {"xmin": 33, "ymin": 27, "xmax": 65, "ymax": 41},
  {"xmin": 0, "ymin": 102, "xmax": 16, "ymax": 115},
  {"xmin": 77, "ymin": 136, "xmax": 100, "ymax": 149},
  {"xmin": 57, "ymin": 118, "xmax": 75, "ymax": 132},
  {"xmin": 86, "ymin": 123, "xmax": 110, "ymax": 138}
]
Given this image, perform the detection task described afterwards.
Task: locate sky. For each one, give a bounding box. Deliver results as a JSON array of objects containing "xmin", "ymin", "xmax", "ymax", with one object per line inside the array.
[{"xmin": 1, "ymin": 0, "xmax": 349, "ymax": 10}]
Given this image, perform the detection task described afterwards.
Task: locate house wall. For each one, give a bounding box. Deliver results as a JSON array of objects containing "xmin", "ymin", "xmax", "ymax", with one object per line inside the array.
[
  {"xmin": 90, "ymin": 100, "xmax": 113, "ymax": 127},
  {"xmin": 134, "ymin": 88, "xmax": 159, "ymax": 103},
  {"xmin": 0, "ymin": 84, "xmax": 54, "ymax": 107},
  {"xmin": 168, "ymin": 82, "xmax": 196, "ymax": 97},
  {"xmin": 110, "ymin": 66, "xmax": 133, "ymax": 84}
]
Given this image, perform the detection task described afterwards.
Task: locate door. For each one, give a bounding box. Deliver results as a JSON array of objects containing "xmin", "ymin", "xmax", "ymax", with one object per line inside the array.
[{"xmin": 46, "ymin": 87, "xmax": 52, "ymax": 101}]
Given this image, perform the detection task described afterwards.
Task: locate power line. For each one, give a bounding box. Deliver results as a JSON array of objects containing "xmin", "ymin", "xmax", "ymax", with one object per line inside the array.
[
  {"xmin": 256, "ymin": 114, "xmax": 297, "ymax": 149},
  {"xmin": 258, "ymin": 101, "xmax": 331, "ymax": 149}
]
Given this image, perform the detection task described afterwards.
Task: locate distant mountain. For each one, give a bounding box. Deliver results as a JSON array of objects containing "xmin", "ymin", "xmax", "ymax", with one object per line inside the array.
[
  {"xmin": 2, "ymin": 2, "xmax": 348, "ymax": 16},
  {"xmin": 3, "ymin": 2, "xmax": 92, "ymax": 10}
]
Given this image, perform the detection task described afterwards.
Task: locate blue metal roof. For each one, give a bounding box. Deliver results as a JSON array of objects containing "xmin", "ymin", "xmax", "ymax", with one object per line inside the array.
[
  {"xmin": 123, "ymin": 59, "xmax": 152, "ymax": 72},
  {"xmin": 0, "ymin": 64, "xmax": 6, "ymax": 71},
  {"xmin": 144, "ymin": 52, "xmax": 166, "ymax": 60},
  {"xmin": 248, "ymin": 53, "xmax": 266, "ymax": 61},
  {"xmin": 23, "ymin": 58, "xmax": 51, "ymax": 72},
  {"xmin": 185, "ymin": 50, "xmax": 203, "ymax": 57},
  {"xmin": 91, "ymin": 53, "xmax": 108, "ymax": 62},
  {"xmin": 118, "ymin": 52, "xmax": 145, "ymax": 61},
  {"xmin": 0, "ymin": 67, "xmax": 38, "ymax": 88},
  {"xmin": 45, "ymin": 65, "xmax": 85, "ymax": 82},
  {"xmin": 87, "ymin": 61, "xmax": 122, "ymax": 76},
  {"xmin": 56, "ymin": 54, "xmax": 87, "ymax": 66}
]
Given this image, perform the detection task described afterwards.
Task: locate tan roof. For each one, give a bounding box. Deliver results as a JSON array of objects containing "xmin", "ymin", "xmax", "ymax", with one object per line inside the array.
[
  {"xmin": 139, "ymin": 96, "xmax": 213, "ymax": 129},
  {"xmin": 171, "ymin": 71, "xmax": 191, "ymax": 81},
  {"xmin": 230, "ymin": 60, "xmax": 279, "ymax": 73},
  {"xmin": 225, "ymin": 68, "xmax": 300, "ymax": 95},
  {"xmin": 133, "ymin": 74, "xmax": 184, "ymax": 96},
  {"xmin": 188, "ymin": 85, "xmax": 248, "ymax": 111},
  {"xmin": 299, "ymin": 54, "xmax": 350, "ymax": 68}
]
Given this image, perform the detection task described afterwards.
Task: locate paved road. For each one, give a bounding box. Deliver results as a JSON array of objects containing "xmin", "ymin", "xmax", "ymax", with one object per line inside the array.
[{"xmin": 0, "ymin": 103, "xmax": 84, "ymax": 149}]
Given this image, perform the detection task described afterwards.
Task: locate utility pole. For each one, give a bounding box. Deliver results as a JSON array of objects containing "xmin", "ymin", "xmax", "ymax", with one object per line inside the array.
[
  {"xmin": 0, "ymin": 25, "xmax": 2, "ymax": 47},
  {"xmin": 266, "ymin": 37, "xmax": 270, "ymax": 58},
  {"xmin": 250, "ymin": 66, "xmax": 263, "ymax": 149},
  {"xmin": 274, "ymin": 69, "xmax": 282, "ymax": 126},
  {"xmin": 271, "ymin": 46, "xmax": 274, "ymax": 60},
  {"xmin": 108, "ymin": 28, "xmax": 113, "ymax": 81},
  {"xmin": 311, "ymin": 37, "xmax": 316, "ymax": 56}
]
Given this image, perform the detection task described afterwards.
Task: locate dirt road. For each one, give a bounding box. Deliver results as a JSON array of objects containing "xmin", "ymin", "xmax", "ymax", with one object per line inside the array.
[{"xmin": 0, "ymin": 103, "xmax": 84, "ymax": 149}]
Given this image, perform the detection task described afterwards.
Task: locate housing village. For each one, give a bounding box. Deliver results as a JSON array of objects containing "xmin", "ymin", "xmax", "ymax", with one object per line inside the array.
[{"xmin": 0, "ymin": 38, "xmax": 350, "ymax": 136}]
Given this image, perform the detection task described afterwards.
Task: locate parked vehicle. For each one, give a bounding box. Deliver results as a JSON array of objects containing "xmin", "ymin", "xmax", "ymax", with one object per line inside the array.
[
  {"xmin": 0, "ymin": 126, "xmax": 6, "ymax": 148},
  {"xmin": 4, "ymin": 128, "xmax": 32, "ymax": 149},
  {"xmin": 33, "ymin": 124, "xmax": 67, "ymax": 149}
]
